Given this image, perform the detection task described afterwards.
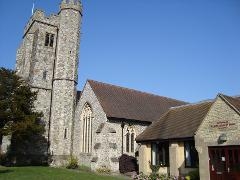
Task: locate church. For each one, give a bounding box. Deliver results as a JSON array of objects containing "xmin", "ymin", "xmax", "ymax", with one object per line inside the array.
[
  {"xmin": 13, "ymin": 0, "xmax": 240, "ymax": 179},
  {"xmin": 14, "ymin": 0, "xmax": 186, "ymax": 171}
]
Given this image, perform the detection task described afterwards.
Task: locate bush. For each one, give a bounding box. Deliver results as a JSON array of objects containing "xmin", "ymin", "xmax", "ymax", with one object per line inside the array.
[
  {"xmin": 66, "ymin": 156, "xmax": 78, "ymax": 169},
  {"xmin": 149, "ymin": 161, "xmax": 161, "ymax": 174},
  {"xmin": 187, "ymin": 170, "xmax": 199, "ymax": 180},
  {"xmin": 132, "ymin": 172, "xmax": 178, "ymax": 180},
  {"xmin": 96, "ymin": 165, "xmax": 111, "ymax": 174}
]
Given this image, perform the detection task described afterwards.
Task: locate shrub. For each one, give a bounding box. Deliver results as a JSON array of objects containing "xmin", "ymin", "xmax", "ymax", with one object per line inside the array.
[
  {"xmin": 132, "ymin": 172, "xmax": 178, "ymax": 180},
  {"xmin": 187, "ymin": 170, "xmax": 199, "ymax": 180},
  {"xmin": 66, "ymin": 156, "xmax": 78, "ymax": 169},
  {"xmin": 149, "ymin": 161, "xmax": 161, "ymax": 174},
  {"xmin": 96, "ymin": 165, "xmax": 111, "ymax": 174}
]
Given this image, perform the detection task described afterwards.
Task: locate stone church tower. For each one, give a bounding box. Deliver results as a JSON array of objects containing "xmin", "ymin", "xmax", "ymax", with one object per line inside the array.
[{"xmin": 15, "ymin": 0, "xmax": 82, "ymax": 165}]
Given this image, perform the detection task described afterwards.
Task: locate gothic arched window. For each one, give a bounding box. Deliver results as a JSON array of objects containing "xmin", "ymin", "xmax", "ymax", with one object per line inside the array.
[
  {"xmin": 131, "ymin": 132, "xmax": 135, "ymax": 153},
  {"xmin": 126, "ymin": 132, "xmax": 130, "ymax": 152},
  {"xmin": 126, "ymin": 126, "xmax": 135, "ymax": 153},
  {"xmin": 81, "ymin": 103, "xmax": 93, "ymax": 153}
]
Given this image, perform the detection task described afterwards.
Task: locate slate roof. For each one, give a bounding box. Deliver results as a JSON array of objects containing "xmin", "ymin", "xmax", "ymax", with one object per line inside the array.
[
  {"xmin": 87, "ymin": 80, "xmax": 187, "ymax": 123},
  {"xmin": 136, "ymin": 101, "xmax": 213, "ymax": 142}
]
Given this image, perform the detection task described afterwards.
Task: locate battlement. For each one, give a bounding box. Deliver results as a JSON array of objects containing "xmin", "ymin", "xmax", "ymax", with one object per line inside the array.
[
  {"xmin": 23, "ymin": 9, "xmax": 59, "ymax": 36},
  {"xmin": 60, "ymin": 0, "xmax": 82, "ymax": 13}
]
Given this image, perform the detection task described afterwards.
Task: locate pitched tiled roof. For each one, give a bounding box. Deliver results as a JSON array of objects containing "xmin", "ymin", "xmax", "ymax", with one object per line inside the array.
[
  {"xmin": 136, "ymin": 101, "xmax": 213, "ymax": 142},
  {"xmin": 88, "ymin": 80, "xmax": 187, "ymax": 122},
  {"xmin": 219, "ymin": 94, "xmax": 240, "ymax": 114}
]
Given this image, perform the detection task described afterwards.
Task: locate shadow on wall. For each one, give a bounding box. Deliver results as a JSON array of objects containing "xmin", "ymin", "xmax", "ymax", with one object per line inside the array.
[{"xmin": 0, "ymin": 133, "xmax": 49, "ymax": 166}]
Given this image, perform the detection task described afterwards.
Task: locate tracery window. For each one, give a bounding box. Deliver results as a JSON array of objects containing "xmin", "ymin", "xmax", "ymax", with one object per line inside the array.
[
  {"xmin": 126, "ymin": 126, "xmax": 135, "ymax": 153},
  {"xmin": 81, "ymin": 103, "xmax": 92, "ymax": 153}
]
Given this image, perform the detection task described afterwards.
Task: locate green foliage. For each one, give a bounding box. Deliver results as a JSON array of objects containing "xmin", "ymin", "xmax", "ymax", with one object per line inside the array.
[
  {"xmin": 187, "ymin": 169, "xmax": 200, "ymax": 180},
  {"xmin": 0, "ymin": 67, "xmax": 44, "ymax": 137},
  {"xmin": 149, "ymin": 172, "xmax": 160, "ymax": 180},
  {"xmin": 149, "ymin": 164, "xmax": 161, "ymax": 174},
  {"xmin": 132, "ymin": 172, "xmax": 177, "ymax": 180},
  {"xmin": 0, "ymin": 68, "xmax": 46, "ymax": 165},
  {"xmin": 149, "ymin": 161, "xmax": 161, "ymax": 174},
  {"xmin": 66, "ymin": 156, "xmax": 78, "ymax": 169},
  {"xmin": 96, "ymin": 165, "xmax": 111, "ymax": 174}
]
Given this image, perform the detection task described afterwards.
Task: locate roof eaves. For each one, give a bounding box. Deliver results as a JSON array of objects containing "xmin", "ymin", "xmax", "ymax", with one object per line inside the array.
[
  {"xmin": 136, "ymin": 136, "xmax": 194, "ymax": 143},
  {"xmin": 108, "ymin": 116, "xmax": 152, "ymax": 124},
  {"xmin": 218, "ymin": 94, "xmax": 240, "ymax": 115}
]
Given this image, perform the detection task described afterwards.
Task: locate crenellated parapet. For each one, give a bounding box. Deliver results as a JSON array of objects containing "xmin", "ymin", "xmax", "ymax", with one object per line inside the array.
[
  {"xmin": 23, "ymin": 9, "xmax": 59, "ymax": 36},
  {"xmin": 60, "ymin": 0, "xmax": 82, "ymax": 14}
]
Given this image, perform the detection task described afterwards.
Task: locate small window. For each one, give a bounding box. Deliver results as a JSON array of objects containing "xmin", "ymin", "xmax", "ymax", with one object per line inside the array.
[
  {"xmin": 131, "ymin": 133, "xmax": 135, "ymax": 153},
  {"xmin": 43, "ymin": 70, "xmax": 47, "ymax": 80},
  {"xmin": 45, "ymin": 32, "xmax": 54, "ymax": 47},
  {"xmin": 126, "ymin": 132, "xmax": 130, "ymax": 152},
  {"xmin": 184, "ymin": 140, "xmax": 198, "ymax": 168},
  {"xmin": 50, "ymin": 34, "xmax": 54, "ymax": 47},
  {"xmin": 45, "ymin": 33, "xmax": 50, "ymax": 46},
  {"xmin": 64, "ymin": 128, "xmax": 67, "ymax": 139},
  {"xmin": 151, "ymin": 142, "xmax": 169, "ymax": 167}
]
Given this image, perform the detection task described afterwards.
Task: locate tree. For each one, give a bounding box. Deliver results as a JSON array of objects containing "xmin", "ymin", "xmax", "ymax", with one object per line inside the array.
[{"xmin": 0, "ymin": 68, "xmax": 46, "ymax": 165}]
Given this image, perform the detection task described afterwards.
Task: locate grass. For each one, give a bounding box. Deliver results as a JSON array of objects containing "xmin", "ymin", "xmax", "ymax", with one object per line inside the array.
[{"xmin": 0, "ymin": 166, "xmax": 129, "ymax": 180}]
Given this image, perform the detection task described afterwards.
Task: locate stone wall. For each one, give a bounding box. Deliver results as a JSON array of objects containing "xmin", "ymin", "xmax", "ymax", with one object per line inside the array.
[
  {"xmin": 195, "ymin": 96, "xmax": 240, "ymax": 180},
  {"xmin": 50, "ymin": 80, "xmax": 75, "ymax": 157},
  {"xmin": 73, "ymin": 81, "xmax": 150, "ymax": 172},
  {"xmin": 15, "ymin": 1, "xmax": 82, "ymax": 166},
  {"xmin": 49, "ymin": 0, "xmax": 82, "ymax": 165},
  {"xmin": 73, "ymin": 82, "xmax": 108, "ymax": 167},
  {"xmin": 15, "ymin": 8, "xmax": 59, "ymax": 155}
]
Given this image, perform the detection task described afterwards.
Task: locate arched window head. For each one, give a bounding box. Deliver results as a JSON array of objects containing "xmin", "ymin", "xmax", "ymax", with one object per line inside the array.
[{"xmin": 81, "ymin": 103, "xmax": 93, "ymax": 153}]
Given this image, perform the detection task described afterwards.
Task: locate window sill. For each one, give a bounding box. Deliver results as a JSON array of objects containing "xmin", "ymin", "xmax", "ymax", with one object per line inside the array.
[{"xmin": 185, "ymin": 166, "xmax": 198, "ymax": 168}]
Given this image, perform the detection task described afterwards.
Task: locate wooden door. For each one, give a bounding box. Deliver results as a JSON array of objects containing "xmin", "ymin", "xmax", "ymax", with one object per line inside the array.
[{"xmin": 209, "ymin": 146, "xmax": 240, "ymax": 180}]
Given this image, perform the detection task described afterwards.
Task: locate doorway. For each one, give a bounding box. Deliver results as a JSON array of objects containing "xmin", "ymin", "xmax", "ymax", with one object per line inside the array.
[{"xmin": 209, "ymin": 146, "xmax": 240, "ymax": 180}]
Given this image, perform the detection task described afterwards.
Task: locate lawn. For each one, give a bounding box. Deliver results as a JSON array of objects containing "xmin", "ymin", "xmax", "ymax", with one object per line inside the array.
[{"xmin": 0, "ymin": 166, "xmax": 129, "ymax": 180}]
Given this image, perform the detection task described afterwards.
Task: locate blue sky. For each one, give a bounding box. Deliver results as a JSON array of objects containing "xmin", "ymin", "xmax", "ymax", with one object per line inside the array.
[{"xmin": 0, "ymin": 0, "xmax": 240, "ymax": 103}]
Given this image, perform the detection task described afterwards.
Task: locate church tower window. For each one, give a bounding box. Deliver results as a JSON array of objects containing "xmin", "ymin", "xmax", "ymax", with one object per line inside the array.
[
  {"xmin": 49, "ymin": 34, "xmax": 54, "ymax": 47},
  {"xmin": 43, "ymin": 70, "xmax": 47, "ymax": 80},
  {"xmin": 81, "ymin": 103, "xmax": 92, "ymax": 153},
  {"xmin": 44, "ymin": 33, "xmax": 50, "ymax": 46},
  {"xmin": 64, "ymin": 128, "xmax": 67, "ymax": 139},
  {"xmin": 44, "ymin": 33, "xmax": 54, "ymax": 47}
]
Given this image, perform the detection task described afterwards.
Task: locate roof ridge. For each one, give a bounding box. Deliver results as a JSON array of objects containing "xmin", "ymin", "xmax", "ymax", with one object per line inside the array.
[
  {"xmin": 87, "ymin": 79, "xmax": 187, "ymax": 104},
  {"xmin": 170, "ymin": 99, "xmax": 213, "ymax": 109}
]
